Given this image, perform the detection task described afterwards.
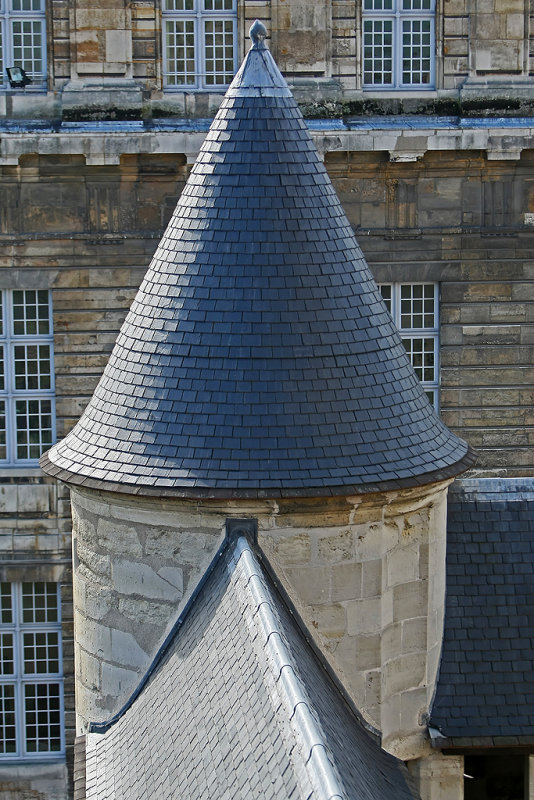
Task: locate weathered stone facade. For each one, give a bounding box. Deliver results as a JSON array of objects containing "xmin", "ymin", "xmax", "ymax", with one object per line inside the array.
[
  {"xmin": 1, "ymin": 3, "xmax": 534, "ymax": 799},
  {"xmin": 69, "ymin": 482, "xmax": 449, "ymax": 763},
  {"xmin": 1, "ymin": 0, "xmax": 534, "ymax": 119},
  {"xmin": 1, "ymin": 143, "xmax": 532, "ymax": 475}
]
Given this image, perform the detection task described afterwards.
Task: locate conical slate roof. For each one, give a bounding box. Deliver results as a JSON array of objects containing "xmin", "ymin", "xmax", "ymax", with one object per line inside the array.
[{"xmin": 42, "ymin": 23, "xmax": 474, "ymax": 498}]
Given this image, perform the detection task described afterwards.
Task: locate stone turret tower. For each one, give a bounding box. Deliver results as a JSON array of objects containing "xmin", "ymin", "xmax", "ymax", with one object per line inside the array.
[{"xmin": 42, "ymin": 20, "xmax": 474, "ymax": 767}]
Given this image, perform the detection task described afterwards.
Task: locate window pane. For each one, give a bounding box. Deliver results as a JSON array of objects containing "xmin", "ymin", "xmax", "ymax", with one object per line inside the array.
[
  {"xmin": 12, "ymin": 290, "xmax": 50, "ymax": 336},
  {"xmin": 23, "ymin": 632, "xmax": 60, "ymax": 675},
  {"xmin": 0, "ymin": 632, "xmax": 14, "ymax": 675},
  {"xmin": 0, "ymin": 345, "xmax": 5, "ymax": 392},
  {"xmin": 165, "ymin": 19, "xmax": 196, "ymax": 86},
  {"xmin": 22, "ymin": 582, "xmax": 58, "ymax": 624},
  {"xmin": 379, "ymin": 284, "xmax": 392, "ymax": 314},
  {"xmin": 402, "ymin": 0, "xmax": 433, "ymax": 8},
  {"xmin": 363, "ymin": 20, "xmax": 393, "ymax": 86},
  {"xmin": 164, "ymin": 0, "xmax": 194, "ymax": 9},
  {"xmin": 364, "ymin": 0, "xmax": 393, "ymax": 9},
  {"xmin": 204, "ymin": 0, "xmax": 234, "ymax": 9},
  {"xmin": 24, "ymin": 683, "xmax": 62, "ymax": 753},
  {"xmin": 13, "ymin": 343, "xmax": 51, "ymax": 391},
  {"xmin": 204, "ymin": 19, "xmax": 235, "ymax": 86},
  {"xmin": 0, "ymin": 582, "xmax": 12, "ymax": 624},
  {"xmin": 0, "ymin": 400, "xmax": 6, "ymax": 461},
  {"xmin": 0, "ymin": 583, "xmax": 63, "ymax": 760},
  {"xmin": 400, "ymin": 283, "xmax": 436, "ymax": 329},
  {"xmin": 379, "ymin": 283, "xmax": 439, "ymax": 409},
  {"xmin": 15, "ymin": 398, "xmax": 53, "ymax": 460},
  {"xmin": 11, "ymin": 19, "xmax": 43, "ymax": 78},
  {"xmin": 401, "ymin": 19, "xmax": 432, "ymax": 85},
  {"xmin": 402, "ymin": 337, "xmax": 437, "ymax": 382},
  {"xmin": 0, "ymin": 685, "xmax": 17, "ymax": 754},
  {"xmin": 11, "ymin": 0, "xmax": 45, "ymax": 10}
]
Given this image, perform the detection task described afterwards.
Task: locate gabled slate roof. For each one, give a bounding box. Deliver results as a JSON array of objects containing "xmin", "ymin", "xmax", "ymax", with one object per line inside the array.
[
  {"xmin": 82, "ymin": 534, "xmax": 416, "ymax": 800},
  {"xmin": 430, "ymin": 480, "xmax": 534, "ymax": 747},
  {"xmin": 42, "ymin": 23, "xmax": 473, "ymax": 497}
]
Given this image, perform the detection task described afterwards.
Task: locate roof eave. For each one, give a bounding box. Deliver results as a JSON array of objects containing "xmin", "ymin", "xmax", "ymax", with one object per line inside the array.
[{"xmin": 40, "ymin": 445, "xmax": 477, "ymax": 500}]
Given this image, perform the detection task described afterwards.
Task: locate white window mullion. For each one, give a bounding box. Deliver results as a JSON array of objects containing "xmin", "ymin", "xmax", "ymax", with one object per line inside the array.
[
  {"xmin": 395, "ymin": 11, "xmax": 402, "ymax": 89},
  {"xmin": 196, "ymin": 6, "xmax": 203, "ymax": 89}
]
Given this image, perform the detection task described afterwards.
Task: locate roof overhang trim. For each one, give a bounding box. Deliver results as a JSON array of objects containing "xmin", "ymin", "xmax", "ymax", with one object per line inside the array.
[{"xmin": 40, "ymin": 447, "xmax": 477, "ymax": 499}]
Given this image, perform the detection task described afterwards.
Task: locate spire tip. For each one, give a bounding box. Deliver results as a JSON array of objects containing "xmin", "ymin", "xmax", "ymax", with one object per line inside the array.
[{"xmin": 249, "ymin": 20, "xmax": 267, "ymax": 48}]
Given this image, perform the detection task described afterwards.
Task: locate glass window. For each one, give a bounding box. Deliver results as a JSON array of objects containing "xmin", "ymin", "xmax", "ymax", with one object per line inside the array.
[
  {"xmin": 363, "ymin": 0, "xmax": 435, "ymax": 89},
  {"xmin": 0, "ymin": 582, "xmax": 64, "ymax": 759},
  {"xmin": 163, "ymin": 0, "xmax": 237, "ymax": 90},
  {"xmin": 379, "ymin": 282, "xmax": 439, "ymax": 408},
  {"xmin": 0, "ymin": 0, "xmax": 46, "ymax": 90},
  {"xmin": 0, "ymin": 290, "xmax": 55, "ymax": 464}
]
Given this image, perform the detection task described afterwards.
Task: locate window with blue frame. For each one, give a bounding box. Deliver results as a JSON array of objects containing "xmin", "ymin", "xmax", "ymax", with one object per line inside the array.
[
  {"xmin": 0, "ymin": 582, "xmax": 64, "ymax": 759},
  {"xmin": 379, "ymin": 282, "xmax": 439, "ymax": 408},
  {"xmin": 0, "ymin": 0, "xmax": 46, "ymax": 90},
  {"xmin": 362, "ymin": 0, "xmax": 435, "ymax": 89},
  {"xmin": 0, "ymin": 290, "xmax": 55, "ymax": 464},
  {"xmin": 162, "ymin": 0, "xmax": 237, "ymax": 90}
]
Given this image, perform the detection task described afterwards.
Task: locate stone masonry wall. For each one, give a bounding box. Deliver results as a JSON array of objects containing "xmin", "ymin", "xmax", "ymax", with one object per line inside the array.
[
  {"xmin": 326, "ymin": 147, "xmax": 534, "ymax": 477},
  {"xmin": 258, "ymin": 481, "xmax": 450, "ymax": 761},
  {"xmin": 69, "ymin": 483, "xmax": 449, "ymax": 761},
  {"xmin": 1, "ymin": 140, "xmax": 533, "ymax": 783},
  {"xmin": 70, "ymin": 487, "xmax": 226, "ymax": 730},
  {"xmin": 0, "ymin": 148, "xmax": 528, "ymax": 478},
  {"xmin": 3, "ymin": 0, "xmax": 534, "ymax": 120}
]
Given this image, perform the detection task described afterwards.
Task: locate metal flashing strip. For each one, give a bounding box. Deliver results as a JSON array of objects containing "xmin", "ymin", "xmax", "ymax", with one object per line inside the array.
[
  {"xmin": 451, "ymin": 476, "xmax": 534, "ymax": 501},
  {"xmin": 3, "ymin": 116, "xmax": 534, "ymax": 136},
  {"xmin": 230, "ymin": 536, "xmax": 347, "ymax": 800}
]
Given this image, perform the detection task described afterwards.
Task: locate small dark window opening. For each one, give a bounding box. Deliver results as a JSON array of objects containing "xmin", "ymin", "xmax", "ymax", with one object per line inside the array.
[{"xmin": 464, "ymin": 755, "xmax": 526, "ymax": 800}]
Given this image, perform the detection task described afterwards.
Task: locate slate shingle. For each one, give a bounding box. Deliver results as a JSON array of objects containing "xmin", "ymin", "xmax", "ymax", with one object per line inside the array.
[
  {"xmin": 84, "ymin": 534, "xmax": 416, "ymax": 800},
  {"xmin": 431, "ymin": 484, "xmax": 534, "ymax": 744}
]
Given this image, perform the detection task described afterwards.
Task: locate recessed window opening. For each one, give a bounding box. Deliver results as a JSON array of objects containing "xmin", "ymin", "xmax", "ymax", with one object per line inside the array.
[
  {"xmin": 0, "ymin": 290, "xmax": 55, "ymax": 464},
  {"xmin": 464, "ymin": 754, "xmax": 526, "ymax": 800},
  {"xmin": 362, "ymin": 0, "xmax": 435, "ymax": 89},
  {"xmin": 0, "ymin": 581, "xmax": 64, "ymax": 759},
  {"xmin": 379, "ymin": 282, "xmax": 439, "ymax": 408},
  {"xmin": 0, "ymin": 0, "xmax": 46, "ymax": 91},
  {"xmin": 162, "ymin": 0, "xmax": 238, "ymax": 90}
]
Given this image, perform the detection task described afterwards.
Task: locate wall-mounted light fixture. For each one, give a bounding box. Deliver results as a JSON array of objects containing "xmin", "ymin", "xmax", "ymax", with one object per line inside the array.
[{"xmin": 6, "ymin": 67, "xmax": 32, "ymax": 89}]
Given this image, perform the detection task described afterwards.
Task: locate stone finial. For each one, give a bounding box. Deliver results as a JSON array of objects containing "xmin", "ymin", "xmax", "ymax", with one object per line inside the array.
[{"xmin": 249, "ymin": 20, "xmax": 267, "ymax": 48}]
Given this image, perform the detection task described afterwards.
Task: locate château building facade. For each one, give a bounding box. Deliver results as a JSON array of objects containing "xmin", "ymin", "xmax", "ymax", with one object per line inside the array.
[{"xmin": 0, "ymin": 3, "xmax": 533, "ymax": 800}]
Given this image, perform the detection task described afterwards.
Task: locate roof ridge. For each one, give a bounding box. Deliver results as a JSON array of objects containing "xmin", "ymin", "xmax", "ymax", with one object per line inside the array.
[{"xmin": 230, "ymin": 536, "xmax": 347, "ymax": 800}]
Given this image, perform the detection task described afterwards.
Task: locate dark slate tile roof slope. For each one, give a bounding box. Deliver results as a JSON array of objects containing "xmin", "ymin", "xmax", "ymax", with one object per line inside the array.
[
  {"xmin": 430, "ymin": 479, "xmax": 534, "ymax": 746},
  {"xmin": 84, "ymin": 535, "xmax": 416, "ymax": 800},
  {"xmin": 42, "ymin": 23, "xmax": 472, "ymax": 497}
]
